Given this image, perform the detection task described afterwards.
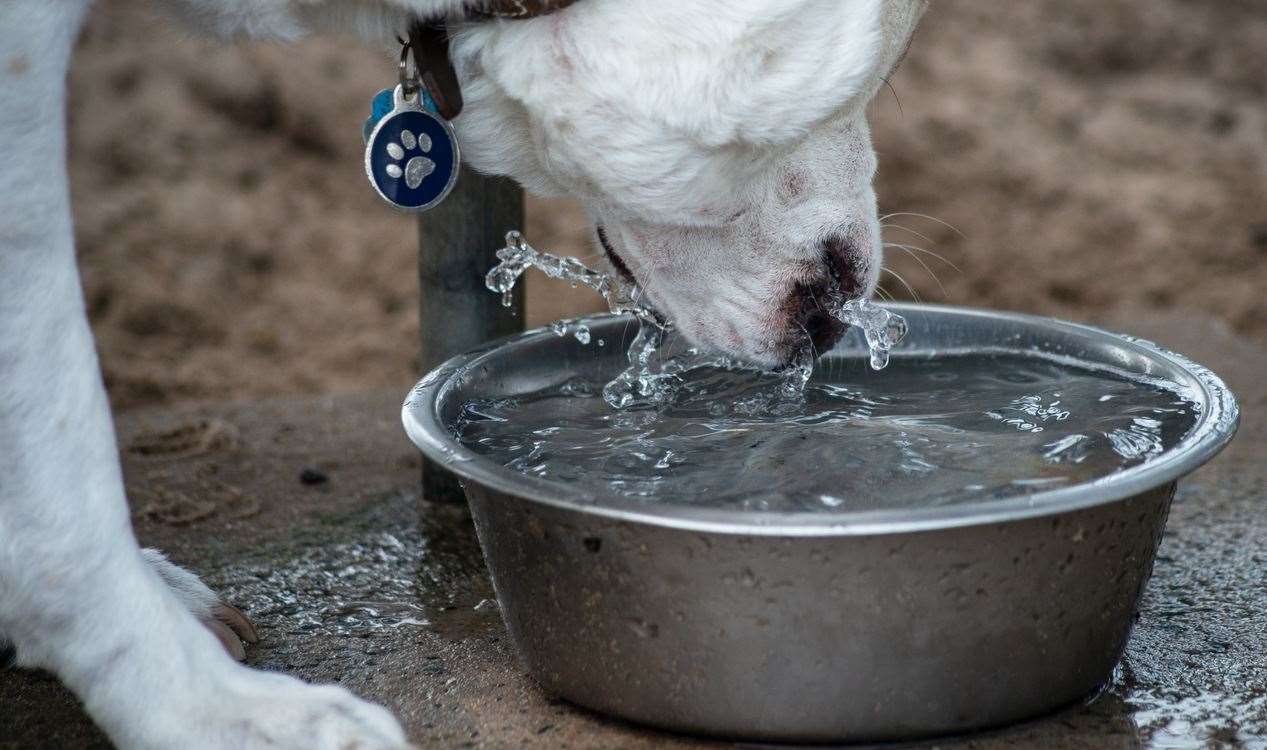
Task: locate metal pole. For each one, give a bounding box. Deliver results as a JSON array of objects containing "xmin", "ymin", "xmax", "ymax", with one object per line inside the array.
[{"xmin": 417, "ymin": 166, "xmax": 525, "ymax": 503}]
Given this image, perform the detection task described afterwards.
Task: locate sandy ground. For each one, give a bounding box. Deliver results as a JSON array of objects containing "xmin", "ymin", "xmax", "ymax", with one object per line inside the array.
[{"xmin": 68, "ymin": 0, "xmax": 1266, "ymax": 409}]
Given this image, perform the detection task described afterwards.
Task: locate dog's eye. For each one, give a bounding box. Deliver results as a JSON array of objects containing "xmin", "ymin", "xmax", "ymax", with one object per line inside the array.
[{"xmin": 596, "ymin": 226, "xmax": 635, "ymax": 283}]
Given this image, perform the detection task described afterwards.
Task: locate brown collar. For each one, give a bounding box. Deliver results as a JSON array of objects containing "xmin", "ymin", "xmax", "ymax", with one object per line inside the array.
[{"xmin": 410, "ymin": 1, "xmax": 580, "ymax": 121}]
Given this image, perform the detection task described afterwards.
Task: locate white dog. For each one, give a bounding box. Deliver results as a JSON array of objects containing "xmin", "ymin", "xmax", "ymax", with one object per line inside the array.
[{"xmin": 0, "ymin": 0, "xmax": 925, "ymax": 747}]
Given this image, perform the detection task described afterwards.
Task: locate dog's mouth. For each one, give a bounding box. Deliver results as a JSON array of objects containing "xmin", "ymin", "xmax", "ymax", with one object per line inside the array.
[
  {"xmin": 781, "ymin": 280, "xmax": 849, "ymax": 362},
  {"xmin": 594, "ymin": 226, "xmax": 868, "ymax": 367},
  {"xmin": 771, "ymin": 235, "xmax": 866, "ymax": 364},
  {"xmin": 596, "ymin": 225, "xmax": 635, "ymax": 284}
]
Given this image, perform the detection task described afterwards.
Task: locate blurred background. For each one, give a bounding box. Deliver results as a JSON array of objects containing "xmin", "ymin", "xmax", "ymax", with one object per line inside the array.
[{"xmin": 70, "ymin": 0, "xmax": 1266, "ymax": 410}]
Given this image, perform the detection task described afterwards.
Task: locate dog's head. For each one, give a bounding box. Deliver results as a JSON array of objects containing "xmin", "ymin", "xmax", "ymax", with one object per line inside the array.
[{"xmin": 453, "ymin": 0, "xmax": 926, "ymax": 366}]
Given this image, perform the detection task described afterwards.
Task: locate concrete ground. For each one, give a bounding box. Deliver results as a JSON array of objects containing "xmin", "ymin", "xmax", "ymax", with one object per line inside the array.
[{"xmin": 2, "ymin": 309, "xmax": 1264, "ymax": 749}]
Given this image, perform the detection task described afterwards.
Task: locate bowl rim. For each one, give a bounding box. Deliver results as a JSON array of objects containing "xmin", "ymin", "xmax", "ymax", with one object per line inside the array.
[{"xmin": 402, "ymin": 303, "xmax": 1240, "ymax": 536}]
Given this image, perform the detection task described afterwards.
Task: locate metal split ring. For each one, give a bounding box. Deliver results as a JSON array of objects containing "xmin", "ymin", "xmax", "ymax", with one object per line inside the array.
[{"xmin": 398, "ymin": 38, "xmax": 421, "ymax": 100}]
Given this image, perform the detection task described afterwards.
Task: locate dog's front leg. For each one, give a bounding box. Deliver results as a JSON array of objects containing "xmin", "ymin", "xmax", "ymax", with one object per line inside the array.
[{"xmin": 0, "ymin": 3, "xmax": 407, "ymax": 747}]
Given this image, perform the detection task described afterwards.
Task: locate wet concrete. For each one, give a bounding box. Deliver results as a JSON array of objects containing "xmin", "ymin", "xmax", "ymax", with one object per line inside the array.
[{"xmin": 1, "ymin": 309, "xmax": 1264, "ymax": 748}]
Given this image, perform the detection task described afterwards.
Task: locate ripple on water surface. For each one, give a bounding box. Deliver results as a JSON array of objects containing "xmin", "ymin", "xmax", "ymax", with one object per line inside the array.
[{"xmin": 453, "ymin": 353, "xmax": 1199, "ymax": 513}]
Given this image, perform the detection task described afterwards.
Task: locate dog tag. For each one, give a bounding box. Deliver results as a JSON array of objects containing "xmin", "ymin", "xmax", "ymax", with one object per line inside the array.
[{"xmin": 364, "ymin": 84, "xmax": 459, "ymax": 212}]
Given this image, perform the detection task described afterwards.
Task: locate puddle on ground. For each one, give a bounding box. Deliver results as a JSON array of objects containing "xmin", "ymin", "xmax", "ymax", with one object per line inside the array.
[
  {"xmin": 1122, "ymin": 686, "xmax": 1267, "ymax": 748},
  {"xmin": 205, "ymin": 490, "xmax": 497, "ymax": 649},
  {"xmin": 1105, "ymin": 474, "xmax": 1267, "ymax": 748}
]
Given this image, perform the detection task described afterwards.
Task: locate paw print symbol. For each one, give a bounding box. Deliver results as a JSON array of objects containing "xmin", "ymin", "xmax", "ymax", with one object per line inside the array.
[{"xmin": 384, "ymin": 129, "xmax": 435, "ymax": 189}]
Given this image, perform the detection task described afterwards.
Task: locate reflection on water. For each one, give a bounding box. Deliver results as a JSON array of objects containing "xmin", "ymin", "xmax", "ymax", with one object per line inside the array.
[{"xmin": 455, "ymin": 353, "xmax": 1198, "ymax": 513}]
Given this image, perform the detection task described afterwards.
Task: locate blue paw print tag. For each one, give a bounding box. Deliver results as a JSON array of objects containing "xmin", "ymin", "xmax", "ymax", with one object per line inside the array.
[{"xmin": 364, "ymin": 84, "xmax": 459, "ymax": 212}]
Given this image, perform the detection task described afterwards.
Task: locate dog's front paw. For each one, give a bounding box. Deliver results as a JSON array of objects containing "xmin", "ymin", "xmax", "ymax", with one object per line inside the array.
[
  {"xmin": 208, "ymin": 671, "xmax": 410, "ymax": 749},
  {"xmin": 103, "ymin": 665, "xmax": 411, "ymax": 750},
  {"xmin": 141, "ymin": 548, "xmax": 258, "ymax": 660},
  {"xmin": 79, "ymin": 552, "xmax": 407, "ymax": 748}
]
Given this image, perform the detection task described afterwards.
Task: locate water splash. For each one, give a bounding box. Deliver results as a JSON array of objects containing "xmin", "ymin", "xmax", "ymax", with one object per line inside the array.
[
  {"xmin": 484, "ymin": 231, "xmax": 906, "ymax": 408},
  {"xmin": 486, "ymin": 231, "xmax": 710, "ymax": 409},
  {"xmin": 549, "ymin": 318, "xmax": 593, "ymax": 345},
  {"xmin": 823, "ymin": 288, "xmax": 909, "ymax": 370},
  {"xmin": 485, "ymin": 231, "xmax": 656, "ymax": 322}
]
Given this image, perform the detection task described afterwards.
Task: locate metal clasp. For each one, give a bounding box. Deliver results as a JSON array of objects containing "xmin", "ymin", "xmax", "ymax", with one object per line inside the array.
[{"xmin": 398, "ymin": 36, "xmax": 421, "ymax": 102}]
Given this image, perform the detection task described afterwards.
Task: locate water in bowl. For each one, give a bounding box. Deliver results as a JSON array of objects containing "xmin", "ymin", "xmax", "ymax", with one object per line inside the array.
[{"xmin": 453, "ymin": 352, "xmax": 1199, "ymax": 512}]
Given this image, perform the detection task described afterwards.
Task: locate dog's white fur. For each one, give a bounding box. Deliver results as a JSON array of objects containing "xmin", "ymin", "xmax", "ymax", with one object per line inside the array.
[{"xmin": 0, "ymin": 0, "xmax": 923, "ymax": 746}]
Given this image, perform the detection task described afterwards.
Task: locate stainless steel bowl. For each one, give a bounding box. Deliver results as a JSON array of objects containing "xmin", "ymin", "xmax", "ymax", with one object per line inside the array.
[{"xmin": 402, "ymin": 304, "xmax": 1239, "ymax": 742}]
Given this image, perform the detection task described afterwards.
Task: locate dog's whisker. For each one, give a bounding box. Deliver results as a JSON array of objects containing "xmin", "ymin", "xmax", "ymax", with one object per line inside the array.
[
  {"xmin": 882, "ymin": 241, "xmax": 962, "ymax": 274},
  {"xmin": 881, "ymin": 267, "xmax": 921, "ymax": 303},
  {"xmin": 880, "ymin": 76, "xmax": 903, "ymax": 118},
  {"xmin": 879, "ymin": 212, "xmax": 966, "ymax": 238},
  {"xmin": 881, "ymin": 222, "xmax": 941, "ymax": 248},
  {"xmin": 886, "ymin": 244, "xmax": 947, "ymax": 298}
]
